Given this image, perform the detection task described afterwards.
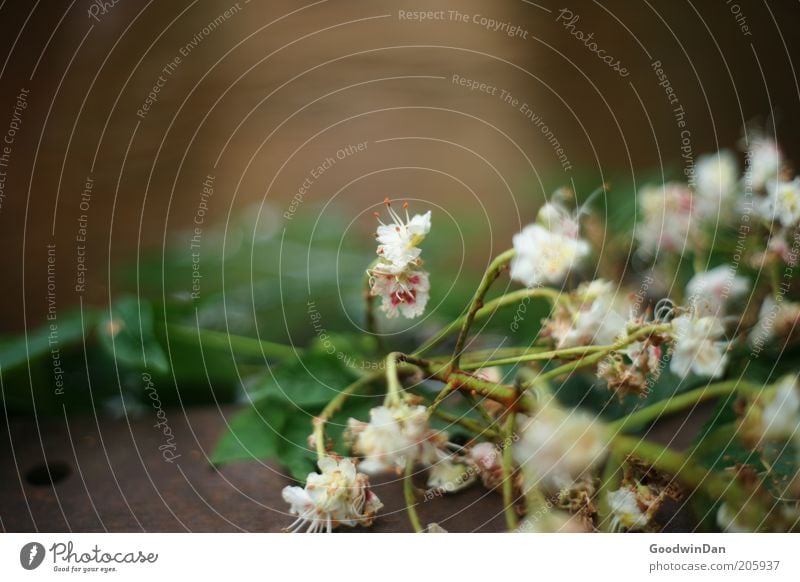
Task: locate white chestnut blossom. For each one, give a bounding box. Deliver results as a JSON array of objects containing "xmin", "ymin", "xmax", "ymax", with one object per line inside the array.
[
  {"xmin": 685, "ymin": 265, "xmax": 749, "ymax": 316},
  {"xmin": 369, "ymin": 200, "xmax": 432, "ymax": 319},
  {"xmin": 513, "ymin": 404, "xmax": 609, "ymax": 491},
  {"xmin": 369, "ymin": 268, "xmax": 430, "ymax": 319},
  {"xmin": 693, "ymin": 150, "xmax": 738, "ymax": 221},
  {"xmin": 510, "ymin": 200, "xmax": 590, "ymax": 287},
  {"xmin": 745, "ymin": 137, "xmax": 782, "ymax": 192},
  {"xmin": 759, "ymin": 376, "xmax": 800, "ymax": 441},
  {"xmin": 374, "ymin": 199, "xmax": 431, "ymax": 273},
  {"xmin": 282, "ymin": 457, "xmax": 383, "ymax": 533},
  {"xmin": 347, "ymin": 402, "xmax": 448, "ymax": 474},
  {"xmin": 546, "ymin": 280, "xmax": 629, "ymax": 348},
  {"xmin": 635, "ymin": 182, "xmax": 694, "ymax": 256},
  {"xmin": 761, "ymin": 178, "xmax": 800, "ymax": 228},
  {"xmin": 608, "ymin": 487, "xmax": 649, "ymax": 532},
  {"xmin": 670, "ymin": 313, "xmax": 728, "ymax": 378}
]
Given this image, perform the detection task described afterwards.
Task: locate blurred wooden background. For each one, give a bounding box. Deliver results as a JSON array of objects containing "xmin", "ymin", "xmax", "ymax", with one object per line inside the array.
[{"xmin": 0, "ymin": 0, "xmax": 798, "ymax": 330}]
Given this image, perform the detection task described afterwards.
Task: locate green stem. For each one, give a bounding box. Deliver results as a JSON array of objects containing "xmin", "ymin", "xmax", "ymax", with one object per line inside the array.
[
  {"xmin": 428, "ymin": 380, "xmax": 459, "ymax": 416},
  {"xmin": 596, "ymin": 448, "xmax": 626, "ymax": 532},
  {"xmin": 502, "ymin": 412, "xmax": 519, "ymax": 530},
  {"xmin": 385, "ymin": 352, "xmax": 404, "ymax": 405},
  {"xmin": 413, "ymin": 287, "xmax": 561, "ymax": 357},
  {"xmin": 312, "ymin": 373, "xmax": 379, "ymax": 459},
  {"xmin": 422, "ymin": 365, "xmax": 536, "ymax": 412},
  {"xmin": 363, "ymin": 260, "xmax": 383, "ymax": 350},
  {"xmin": 461, "ymin": 344, "xmax": 608, "ymax": 369},
  {"xmin": 450, "ymin": 249, "xmax": 517, "ymax": 370},
  {"xmin": 168, "ymin": 324, "xmax": 298, "ymax": 360},
  {"xmin": 429, "ymin": 409, "xmax": 500, "ymax": 439},
  {"xmin": 609, "ymin": 379, "xmax": 763, "ymax": 433},
  {"xmin": 522, "ymin": 324, "xmax": 671, "ymax": 388},
  {"xmin": 404, "ymin": 458, "xmax": 423, "ymax": 533},
  {"xmin": 612, "ymin": 435, "xmax": 762, "ymax": 519}
]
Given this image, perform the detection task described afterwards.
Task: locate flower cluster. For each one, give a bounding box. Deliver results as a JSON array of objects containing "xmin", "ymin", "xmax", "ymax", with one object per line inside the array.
[
  {"xmin": 346, "ymin": 401, "xmax": 448, "ymax": 474},
  {"xmin": 275, "ymin": 135, "xmax": 800, "ymax": 534},
  {"xmin": 368, "ymin": 199, "xmax": 431, "ymax": 319},
  {"xmin": 281, "ymin": 457, "xmax": 383, "ymax": 533}
]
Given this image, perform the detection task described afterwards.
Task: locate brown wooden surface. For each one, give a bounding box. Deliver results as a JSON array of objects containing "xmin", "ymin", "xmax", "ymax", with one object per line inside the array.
[
  {"xmin": 0, "ymin": 406, "xmax": 509, "ymax": 532},
  {"xmin": 0, "ymin": 402, "xmax": 710, "ymax": 533}
]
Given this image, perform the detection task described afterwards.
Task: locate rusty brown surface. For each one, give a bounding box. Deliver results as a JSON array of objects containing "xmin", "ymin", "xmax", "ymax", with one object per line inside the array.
[
  {"xmin": 0, "ymin": 401, "xmax": 711, "ymax": 533},
  {"xmin": 0, "ymin": 406, "xmax": 508, "ymax": 532}
]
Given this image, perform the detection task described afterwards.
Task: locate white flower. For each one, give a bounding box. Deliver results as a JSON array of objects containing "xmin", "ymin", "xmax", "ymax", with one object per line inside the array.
[
  {"xmin": 548, "ymin": 280, "xmax": 629, "ymax": 348},
  {"xmin": 685, "ymin": 265, "xmax": 750, "ymax": 316},
  {"xmin": 374, "ymin": 199, "xmax": 431, "ymax": 274},
  {"xmin": 635, "ymin": 182, "xmax": 694, "ymax": 256},
  {"xmin": 608, "ymin": 487, "xmax": 649, "ymax": 532},
  {"xmin": 426, "ymin": 459, "xmax": 475, "ymax": 493},
  {"xmin": 745, "ymin": 137, "xmax": 782, "ymax": 192},
  {"xmin": 513, "ymin": 405, "xmax": 608, "ymax": 491},
  {"xmin": 694, "ymin": 150, "xmax": 738, "ymax": 220},
  {"xmin": 282, "ymin": 457, "xmax": 383, "ymax": 532},
  {"xmin": 670, "ymin": 313, "xmax": 728, "ymax": 378},
  {"xmin": 369, "ymin": 268, "xmax": 430, "ymax": 319},
  {"xmin": 749, "ymin": 296, "xmax": 800, "ymax": 348},
  {"xmin": 716, "ymin": 503, "xmax": 751, "ymax": 533},
  {"xmin": 510, "ymin": 201, "xmax": 590, "ymax": 287},
  {"xmin": 347, "ymin": 402, "xmax": 448, "ymax": 474},
  {"xmin": 760, "ymin": 376, "xmax": 800, "ymax": 440},
  {"xmin": 761, "ymin": 178, "xmax": 800, "ymax": 227}
]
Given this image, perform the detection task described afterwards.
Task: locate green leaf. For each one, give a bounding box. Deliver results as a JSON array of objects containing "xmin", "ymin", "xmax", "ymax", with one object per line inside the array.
[
  {"xmin": 0, "ymin": 308, "xmax": 96, "ymax": 374},
  {"xmin": 97, "ymin": 296, "xmax": 170, "ymax": 374},
  {"xmin": 211, "ymin": 350, "xmax": 379, "ymax": 481},
  {"xmin": 211, "ymin": 401, "xmax": 286, "ymax": 464}
]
